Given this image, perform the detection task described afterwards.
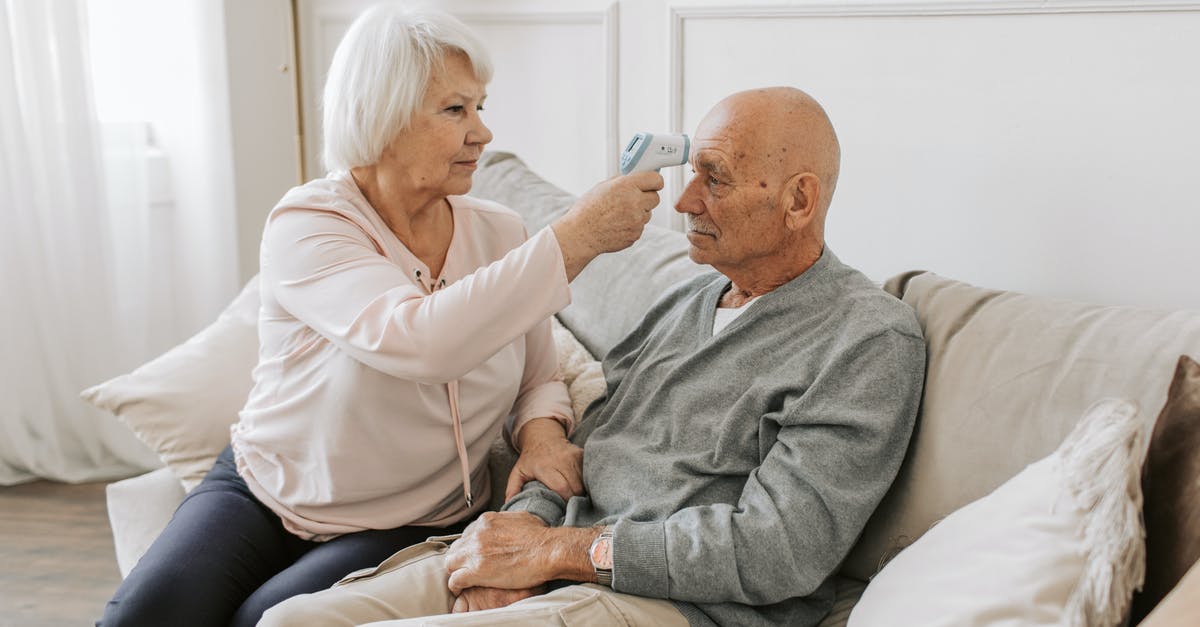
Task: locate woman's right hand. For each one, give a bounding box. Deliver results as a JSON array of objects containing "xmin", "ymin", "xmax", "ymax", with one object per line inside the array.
[{"xmin": 551, "ymin": 171, "xmax": 664, "ymax": 281}]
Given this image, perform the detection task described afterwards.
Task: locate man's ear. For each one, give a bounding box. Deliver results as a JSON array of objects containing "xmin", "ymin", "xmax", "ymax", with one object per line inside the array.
[{"xmin": 781, "ymin": 172, "xmax": 821, "ymax": 231}]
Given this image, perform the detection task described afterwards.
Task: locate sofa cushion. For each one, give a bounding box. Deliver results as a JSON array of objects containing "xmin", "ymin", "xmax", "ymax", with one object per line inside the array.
[
  {"xmin": 472, "ymin": 152, "xmax": 705, "ymax": 358},
  {"xmin": 82, "ymin": 277, "xmax": 260, "ymax": 490},
  {"xmin": 1130, "ymin": 354, "xmax": 1200, "ymax": 622},
  {"xmin": 844, "ymin": 271, "xmax": 1200, "ymax": 580},
  {"xmin": 106, "ymin": 466, "xmax": 186, "ymax": 578},
  {"xmin": 848, "ymin": 398, "xmax": 1148, "ymax": 627},
  {"xmin": 1139, "ymin": 557, "xmax": 1200, "ymax": 627}
]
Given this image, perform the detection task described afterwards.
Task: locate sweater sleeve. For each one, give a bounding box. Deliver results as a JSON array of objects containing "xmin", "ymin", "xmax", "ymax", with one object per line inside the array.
[
  {"xmin": 262, "ymin": 206, "xmax": 570, "ymax": 384},
  {"xmin": 611, "ymin": 329, "xmax": 926, "ymax": 604},
  {"xmin": 500, "ymin": 480, "xmax": 566, "ymax": 526},
  {"xmin": 507, "ymin": 316, "xmax": 573, "ymax": 447}
]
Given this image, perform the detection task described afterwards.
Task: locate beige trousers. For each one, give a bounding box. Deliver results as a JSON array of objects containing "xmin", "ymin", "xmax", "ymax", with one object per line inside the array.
[{"xmin": 258, "ymin": 535, "xmax": 689, "ymax": 627}]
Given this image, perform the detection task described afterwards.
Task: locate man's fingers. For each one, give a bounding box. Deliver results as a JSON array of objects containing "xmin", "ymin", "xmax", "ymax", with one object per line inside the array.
[
  {"xmin": 447, "ymin": 569, "xmax": 469, "ymax": 595},
  {"xmin": 452, "ymin": 594, "xmax": 468, "ymax": 613}
]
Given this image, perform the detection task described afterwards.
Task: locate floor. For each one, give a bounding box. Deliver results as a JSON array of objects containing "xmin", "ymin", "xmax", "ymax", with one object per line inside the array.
[{"xmin": 0, "ymin": 480, "xmax": 119, "ymax": 627}]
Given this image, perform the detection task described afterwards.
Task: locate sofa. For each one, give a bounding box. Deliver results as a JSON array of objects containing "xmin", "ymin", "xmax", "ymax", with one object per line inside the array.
[{"xmin": 89, "ymin": 151, "xmax": 1200, "ymax": 625}]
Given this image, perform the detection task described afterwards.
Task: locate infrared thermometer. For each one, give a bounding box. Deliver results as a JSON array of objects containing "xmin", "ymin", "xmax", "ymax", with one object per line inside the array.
[{"xmin": 619, "ymin": 132, "xmax": 690, "ymax": 174}]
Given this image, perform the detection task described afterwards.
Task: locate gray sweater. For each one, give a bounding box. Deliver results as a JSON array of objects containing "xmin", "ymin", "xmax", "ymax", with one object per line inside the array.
[{"xmin": 504, "ymin": 249, "xmax": 926, "ymax": 626}]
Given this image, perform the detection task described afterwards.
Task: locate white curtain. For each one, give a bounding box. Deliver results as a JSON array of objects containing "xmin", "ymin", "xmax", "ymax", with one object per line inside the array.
[{"xmin": 0, "ymin": 0, "xmax": 239, "ymax": 484}]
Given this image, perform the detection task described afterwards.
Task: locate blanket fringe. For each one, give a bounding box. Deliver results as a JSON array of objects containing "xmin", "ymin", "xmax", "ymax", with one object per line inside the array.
[{"xmin": 1057, "ymin": 398, "xmax": 1147, "ymax": 627}]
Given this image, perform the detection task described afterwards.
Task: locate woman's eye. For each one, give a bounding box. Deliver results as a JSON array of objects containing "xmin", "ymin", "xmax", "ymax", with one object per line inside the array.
[
  {"xmin": 709, "ymin": 175, "xmax": 721, "ymax": 186},
  {"xmin": 476, "ymin": 105, "xmax": 485, "ymax": 112},
  {"xmin": 445, "ymin": 105, "xmax": 465, "ymax": 113}
]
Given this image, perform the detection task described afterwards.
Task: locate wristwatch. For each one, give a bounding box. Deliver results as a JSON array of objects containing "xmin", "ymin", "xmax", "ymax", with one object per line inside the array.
[{"xmin": 588, "ymin": 526, "xmax": 614, "ymax": 587}]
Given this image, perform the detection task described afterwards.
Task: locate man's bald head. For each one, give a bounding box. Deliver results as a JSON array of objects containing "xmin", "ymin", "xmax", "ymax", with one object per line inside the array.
[
  {"xmin": 697, "ymin": 87, "xmax": 841, "ymax": 214},
  {"xmin": 677, "ymin": 87, "xmax": 842, "ymax": 293}
]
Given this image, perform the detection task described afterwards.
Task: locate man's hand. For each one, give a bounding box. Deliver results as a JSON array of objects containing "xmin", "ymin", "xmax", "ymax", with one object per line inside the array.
[
  {"xmin": 451, "ymin": 586, "xmax": 545, "ymax": 613},
  {"xmin": 444, "ymin": 511, "xmax": 599, "ymax": 595},
  {"xmin": 445, "ymin": 512, "xmax": 552, "ymax": 594},
  {"xmin": 506, "ymin": 417, "xmax": 584, "ymax": 501}
]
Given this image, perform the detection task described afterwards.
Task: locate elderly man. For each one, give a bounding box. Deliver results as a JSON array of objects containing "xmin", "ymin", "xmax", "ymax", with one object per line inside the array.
[{"xmin": 261, "ymin": 87, "xmax": 925, "ymax": 627}]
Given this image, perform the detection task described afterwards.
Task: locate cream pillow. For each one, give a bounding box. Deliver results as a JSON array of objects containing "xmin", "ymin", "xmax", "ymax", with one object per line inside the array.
[
  {"xmin": 81, "ymin": 277, "xmax": 260, "ymax": 490},
  {"xmin": 551, "ymin": 317, "xmax": 606, "ymax": 422},
  {"xmin": 847, "ymin": 398, "xmax": 1148, "ymax": 627}
]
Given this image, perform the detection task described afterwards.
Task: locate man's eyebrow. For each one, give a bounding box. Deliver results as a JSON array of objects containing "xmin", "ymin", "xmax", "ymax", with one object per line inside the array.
[{"xmin": 695, "ymin": 156, "xmax": 731, "ymax": 178}]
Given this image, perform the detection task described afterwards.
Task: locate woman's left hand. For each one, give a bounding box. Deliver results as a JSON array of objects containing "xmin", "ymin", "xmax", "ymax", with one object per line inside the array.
[{"xmin": 505, "ymin": 418, "xmax": 584, "ymax": 501}]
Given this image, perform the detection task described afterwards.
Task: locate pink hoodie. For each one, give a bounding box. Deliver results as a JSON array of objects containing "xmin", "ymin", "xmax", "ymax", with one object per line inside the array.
[{"xmin": 231, "ymin": 171, "xmax": 573, "ymax": 540}]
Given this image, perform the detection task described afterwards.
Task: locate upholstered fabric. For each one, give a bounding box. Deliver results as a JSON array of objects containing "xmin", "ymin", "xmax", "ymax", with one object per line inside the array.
[
  {"xmin": 82, "ymin": 277, "xmax": 260, "ymax": 490},
  {"xmin": 846, "ymin": 271, "xmax": 1200, "ymax": 580},
  {"xmin": 847, "ymin": 398, "xmax": 1147, "ymax": 627},
  {"xmin": 105, "ymin": 466, "xmax": 186, "ymax": 578},
  {"xmin": 1131, "ymin": 354, "xmax": 1200, "ymax": 622},
  {"xmin": 472, "ymin": 152, "xmax": 705, "ymax": 358},
  {"xmin": 1139, "ymin": 556, "xmax": 1200, "ymax": 627}
]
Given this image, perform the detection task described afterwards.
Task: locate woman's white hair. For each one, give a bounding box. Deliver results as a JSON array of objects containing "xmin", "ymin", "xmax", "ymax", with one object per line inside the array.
[{"xmin": 322, "ymin": 3, "xmax": 493, "ymax": 172}]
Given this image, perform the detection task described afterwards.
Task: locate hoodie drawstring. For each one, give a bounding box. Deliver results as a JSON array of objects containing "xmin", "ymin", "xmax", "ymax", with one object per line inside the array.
[
  {"xmin": 417, "ymin": 268, "xmax": 472, "ymax": 509},
  {"xmin": 446, "ymin": 379, "xmax": 473, "ymax": 508}
]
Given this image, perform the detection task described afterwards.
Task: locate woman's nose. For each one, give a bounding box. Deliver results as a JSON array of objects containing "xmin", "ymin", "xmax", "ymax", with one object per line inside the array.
[{"xmin": 470, "ymin": 114, "xmax": 493, "ymax": 146}]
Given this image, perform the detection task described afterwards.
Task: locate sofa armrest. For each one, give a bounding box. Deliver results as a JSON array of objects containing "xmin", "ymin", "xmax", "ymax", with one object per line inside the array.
[{"xmin": 106, "ymin": 467, "xmax": 185, "ymax": 578}]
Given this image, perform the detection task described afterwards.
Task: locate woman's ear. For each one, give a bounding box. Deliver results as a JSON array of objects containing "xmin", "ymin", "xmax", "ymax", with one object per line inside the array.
[{"xmin": 781, "ymin": 172, "xmax": 821, "ymax": 232}]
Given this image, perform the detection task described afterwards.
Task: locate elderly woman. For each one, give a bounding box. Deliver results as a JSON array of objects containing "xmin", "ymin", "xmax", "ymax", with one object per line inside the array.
[{"xmin": 98, "ymin": 5, "xmax": 661, "ymax": 627}]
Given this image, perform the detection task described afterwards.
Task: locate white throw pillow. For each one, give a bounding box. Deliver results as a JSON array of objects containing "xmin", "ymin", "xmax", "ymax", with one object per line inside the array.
[
  {"xmin": 848, "ymin": 398, "xmax": 1148, "ymax": 627},
  {"xmin": 81, "ymin": 277, "xmax": 260, "ymax": 490}
]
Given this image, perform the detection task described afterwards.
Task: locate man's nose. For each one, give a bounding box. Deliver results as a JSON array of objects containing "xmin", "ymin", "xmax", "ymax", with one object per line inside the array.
[{"xmin": 674, "ymin": 174, "xmax": 703, "ymax": 214}]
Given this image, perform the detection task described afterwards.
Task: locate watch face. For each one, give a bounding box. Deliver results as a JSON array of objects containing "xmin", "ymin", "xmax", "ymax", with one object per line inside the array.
[{"xmin": 590, "ymin": 534, "xmax": 614, "ymax": 570}]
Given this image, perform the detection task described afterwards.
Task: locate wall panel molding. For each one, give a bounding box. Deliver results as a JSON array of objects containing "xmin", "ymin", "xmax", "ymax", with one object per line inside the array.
[
  {"xmin": 297, "ymin": 1, "xmax": 619, "ymax": 183},
  {"xmin": 457, "ymin": 5, "xmax": 621, "ymax": 177},
  {"xmin": 664, "ymin": 0, "xmax": 1200, "ymax": 227}
]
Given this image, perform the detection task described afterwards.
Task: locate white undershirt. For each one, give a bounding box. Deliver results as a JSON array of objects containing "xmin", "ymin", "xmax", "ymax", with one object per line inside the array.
[{"xmin": 712, "ymin": 297, "xmax": 758, "ymax": 335}]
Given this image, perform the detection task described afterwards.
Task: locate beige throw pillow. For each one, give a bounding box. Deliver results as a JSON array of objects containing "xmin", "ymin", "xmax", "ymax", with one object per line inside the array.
[{"xmin": 81, "ymin": 277, "xmax": 260, "ymax": 490}]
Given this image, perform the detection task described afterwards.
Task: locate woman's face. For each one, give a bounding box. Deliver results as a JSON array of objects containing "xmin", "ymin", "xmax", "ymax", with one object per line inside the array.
[{"xmin": 378, "ymin": 52, "xmax": 493, "ymax": 200}]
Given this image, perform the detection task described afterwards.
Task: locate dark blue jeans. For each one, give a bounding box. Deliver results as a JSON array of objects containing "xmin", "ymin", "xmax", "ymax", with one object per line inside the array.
[{"xmin": 98, "ymin": 446, "xmax": 465, "ymax": 627}]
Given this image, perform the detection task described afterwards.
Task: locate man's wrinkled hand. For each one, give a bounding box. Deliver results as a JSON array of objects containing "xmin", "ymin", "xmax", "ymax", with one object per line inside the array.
[
  {"xmin": 445, "ymin": 511, "xmax": 552, "ymax": 594},
  {"xmin": 451, "ymin": 585, "xmax": 545, "ymax": 613}
]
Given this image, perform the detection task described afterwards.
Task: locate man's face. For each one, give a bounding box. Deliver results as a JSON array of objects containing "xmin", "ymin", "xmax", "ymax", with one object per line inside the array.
[{"xmin": 674, "ymin": 108, "xmax": 787, "ymax": 274}]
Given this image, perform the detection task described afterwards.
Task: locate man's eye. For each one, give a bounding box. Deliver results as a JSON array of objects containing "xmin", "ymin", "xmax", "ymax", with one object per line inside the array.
[{"xmin": 709, "ymin": 175, "xmax": 721, "ymax": 186}]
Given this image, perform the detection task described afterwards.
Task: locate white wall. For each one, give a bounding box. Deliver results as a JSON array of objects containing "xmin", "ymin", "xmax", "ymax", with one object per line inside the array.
[
  {"xmin": 293, "ymin": 0, "xmax": 1200, "ymax": 311},
  {"xmin": 223, "ymin": 0, "xmax": 303, "ymax": 283}
]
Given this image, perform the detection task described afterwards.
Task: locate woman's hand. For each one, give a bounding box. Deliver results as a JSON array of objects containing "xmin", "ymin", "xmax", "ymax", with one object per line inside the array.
[
  {"xmin": 552, "ymin": 171, "xmax": 664, "ymax": 281},
  {"xmin": 451, "ymin": 585, "xmax": 545, "ymax": 613},
  {"xmin": 506, "ymin": 418, "xmax": 584, "ymax": 501}
]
